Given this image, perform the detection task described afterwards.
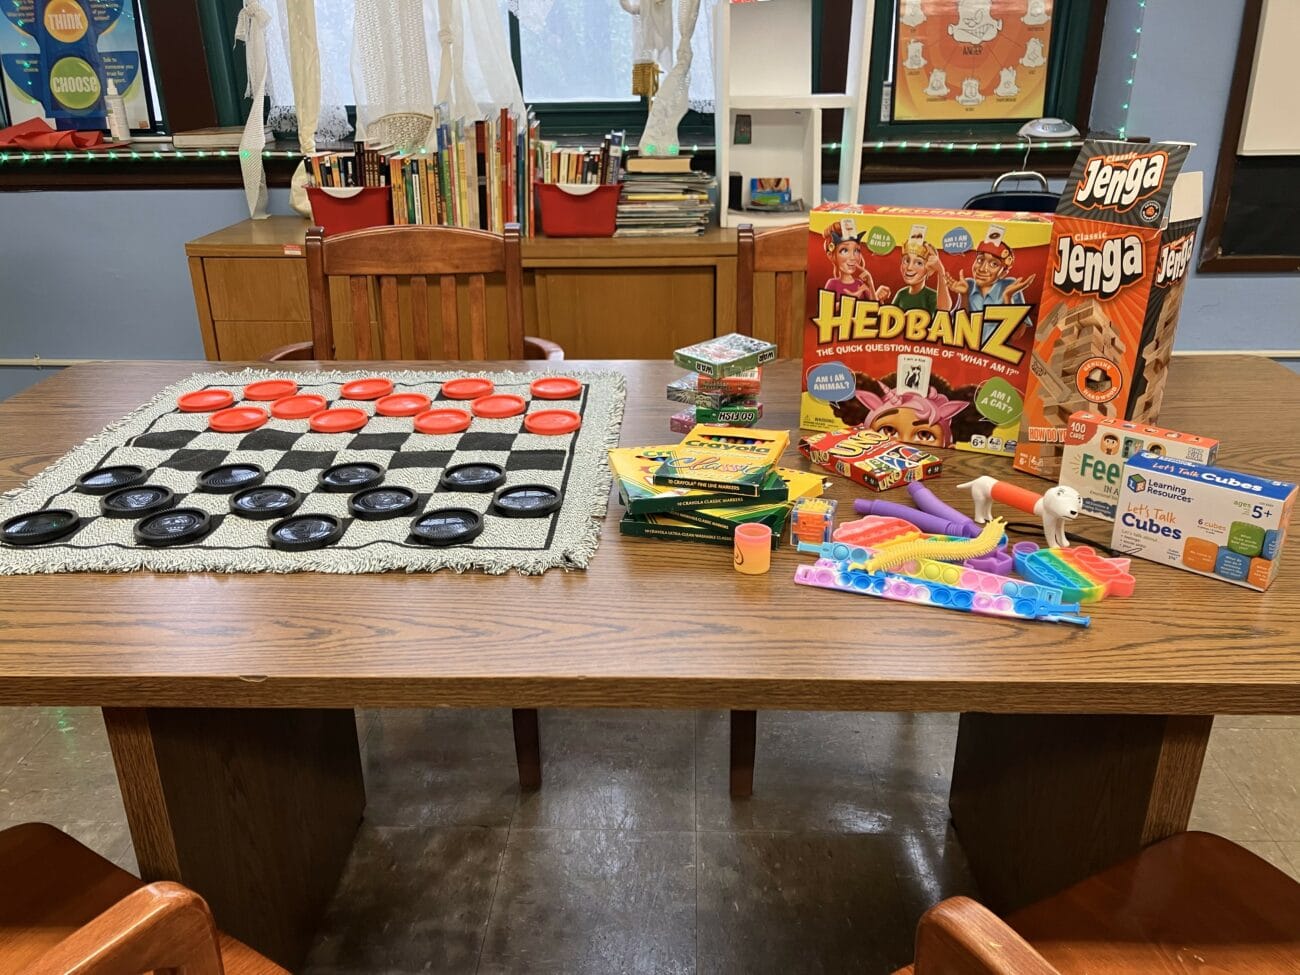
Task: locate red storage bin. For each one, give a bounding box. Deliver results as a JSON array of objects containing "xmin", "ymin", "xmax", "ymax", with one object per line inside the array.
[
  {"xmin": 535, "ymin": 182, "xmax": 620, "ymax": 237},
  {"xmin": 307, "ymin": 186, "xmax": 392, "ymax": 235}
]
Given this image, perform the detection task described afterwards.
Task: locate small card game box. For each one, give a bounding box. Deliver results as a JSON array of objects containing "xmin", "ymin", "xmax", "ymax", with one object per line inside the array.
[
  {"xmin": 652, "ymin": 425, "xmax": 790, "ymax": 496},
  {"xmin": 798, "ymin": 426, "xmax": 942, "ymax": 493},
  {"xmin": 1015, "ymin": 140, "xmax": 1203, "ymax": 480},
  {"xmin": 669, "ymin": 401, "xmax": 764, "ymax": 433},
  {"xmin": 802, "ymin": 203, "xmax": 1053, "ymax": 456},
  {"xmin": 666, "ymin": 370, "xmax": 762, "ymax": 408},
  {"xmin": 1111, "ymin": 453, "xmax": 1296, "ymax": 591},
  {"xmin": 1060, "ymin": 411, "xmax": 1220, "ymax": 522},
  {"xmin": 675, "ymin": 333, "xmax": 777, "ymax": 379}
]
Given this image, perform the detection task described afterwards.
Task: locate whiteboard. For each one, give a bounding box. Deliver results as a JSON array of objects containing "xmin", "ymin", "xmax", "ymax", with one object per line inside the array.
[{"xmin": 1239, "ymin": 0, "xmax": 1300, "ymax": 155}]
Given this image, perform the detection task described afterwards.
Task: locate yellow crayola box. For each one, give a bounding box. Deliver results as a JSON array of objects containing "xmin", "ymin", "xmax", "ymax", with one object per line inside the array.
[
  {"xmin": 1014, "ymin": 140, "xmax": 1202, "ymax": 480},
  {"xmin": 802, "ymin": 203, "xmax": 1052, "ymax": 457},
  {"xmin": 651, "ymin": 425, "xmax": 790, "ymax": 497}
]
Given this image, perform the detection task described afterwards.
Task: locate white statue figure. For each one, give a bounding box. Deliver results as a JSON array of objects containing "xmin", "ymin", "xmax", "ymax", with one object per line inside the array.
[
  {"xmin": 1022, "ymin": 0, "xmax": 1050, "ymax": 26},
  {"xmin": 958, "ymin": 476, "xmax": 1082, "ymax": 549},
  {"xmin": 955, "ymin": 76, "xmax": 985, "ymax": 106},
  {"xmin": 621, "ymin": 0, "xmax": 674, "ymax": 98},
  {"xmin": 994, "ymin": 66, "xmax": 1020, "ymax": 97},
  {"xmin": 1021, "ymin": 36, "xmax": 1047, "ymax": 67},
  {"xmin": 903, "ymin": 38, "xmax": 927, "ymax": 70},
  {"xmin": 900, "ymin": 0, "xmax": 926, "ymax": 28},
  {"xmin": 923, "ymin": 68, "xmax": 950, "ymax": 97},
  {"xmin": 638, "ymin": 0, "xmax": 700, "ymax": 155},
  {"xmin": 948, "ymin": 0, "xmax": 1002, "ymax": 43}
]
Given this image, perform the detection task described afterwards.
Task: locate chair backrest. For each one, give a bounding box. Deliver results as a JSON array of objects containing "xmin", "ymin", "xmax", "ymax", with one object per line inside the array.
[
  {"xmin": 736, "ymin": 222, "xmax": 808, "ymax": 356},
  {"xmin": 305, "ymin": 223, "xmax": 525, "ymax": 361}
]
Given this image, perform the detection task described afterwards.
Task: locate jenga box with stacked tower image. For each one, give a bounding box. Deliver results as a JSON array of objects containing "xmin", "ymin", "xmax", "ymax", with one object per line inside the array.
[
  {"xmin": 802, "ymin": 204, "xmax": 1053, "ymax": 457},
  {"xmin": 1013, "ymin": 140, "xmax": 1203, "ymax": 480}
]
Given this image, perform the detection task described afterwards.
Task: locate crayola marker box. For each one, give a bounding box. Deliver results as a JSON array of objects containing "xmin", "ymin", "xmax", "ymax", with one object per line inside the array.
[
  {"xmin": 802, "ymin": 203, "xmax": 1052, "ymax": 456},
  {"xmin": 1014, "ymin": 140, "xmax": 1203, "ymax": 480},
  {"xmin": 1112, "ymin": 453, "xmax": 1295, "ymax": 591}
]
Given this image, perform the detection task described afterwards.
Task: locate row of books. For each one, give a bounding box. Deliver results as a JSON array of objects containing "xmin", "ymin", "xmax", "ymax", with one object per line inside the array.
[
  {"xmin": 534, "ymin": 132, "xmax": 625, "ymax": 185},
  {"xmin": 308, "ymin": 106, "xmax": 538, "ymax": 236}
]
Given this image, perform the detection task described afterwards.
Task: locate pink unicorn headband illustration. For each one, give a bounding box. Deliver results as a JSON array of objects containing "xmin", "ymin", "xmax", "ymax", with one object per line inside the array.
[{"xmin": 855, "ymin": 387, "xmax": 968, "ymax": 447}]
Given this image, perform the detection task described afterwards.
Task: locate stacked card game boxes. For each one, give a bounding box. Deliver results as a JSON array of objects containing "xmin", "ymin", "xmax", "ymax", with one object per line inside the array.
[
  {"xmin": 610, "ymin": 425, "xmax": 825, "ymax": 548},
  {"xmin": 1013, "ymin": 140, "xmax": 1203, "ymax": 480},
  {"xmin": 666, "ymin": 333, "xmax": 778, "ymax": 434}
]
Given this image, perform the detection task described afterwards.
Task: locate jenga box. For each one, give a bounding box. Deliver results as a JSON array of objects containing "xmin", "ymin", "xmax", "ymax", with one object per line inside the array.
[
  {"xmin": 802, "ymin": 204, "xmax": 1052, "ymax": 457},
  {"xmin": 1013, "ymin": 140, "xmax": 1203, "ymax": 480}
]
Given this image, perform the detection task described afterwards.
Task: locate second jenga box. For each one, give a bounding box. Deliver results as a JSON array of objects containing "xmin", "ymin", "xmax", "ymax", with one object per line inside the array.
[
  {"xmin": 1013, "ymin": 140, "xmax": 1202, "ymax": 480},
  {"xmin": 802, "ymin": 204, "xmax": 1052, "ymax": 457}
]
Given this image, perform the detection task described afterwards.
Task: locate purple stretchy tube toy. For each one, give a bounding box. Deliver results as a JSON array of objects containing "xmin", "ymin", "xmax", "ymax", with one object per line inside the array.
[
  {"xmin": 852, "ymin": 498, "xmax": 981, "ymax": 537},
  {"xmin": 906, "ymin": 482, "xmax": 980, "ymax": 535}
]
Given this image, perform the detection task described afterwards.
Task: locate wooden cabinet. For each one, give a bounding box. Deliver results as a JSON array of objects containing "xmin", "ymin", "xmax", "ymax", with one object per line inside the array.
[{"xmin": 186, "ymin": 218, "xmax": 741, "ymax": 361}]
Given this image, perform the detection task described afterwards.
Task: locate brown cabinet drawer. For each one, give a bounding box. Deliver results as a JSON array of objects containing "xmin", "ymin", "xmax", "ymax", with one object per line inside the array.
[{"xmin": 206, "ymin": 259, "xmax": 310, "ymax": 322}]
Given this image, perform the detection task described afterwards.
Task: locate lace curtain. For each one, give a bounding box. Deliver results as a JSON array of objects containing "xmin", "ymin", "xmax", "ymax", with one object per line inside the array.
[{"xmin": 265, "ymin": 0, "xmax": 353, "ymax": 143}]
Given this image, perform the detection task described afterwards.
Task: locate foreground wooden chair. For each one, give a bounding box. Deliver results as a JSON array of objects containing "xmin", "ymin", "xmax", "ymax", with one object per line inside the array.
[
  {"xmin": 0, "ymin": 822, "xmax": 285, "ymax": 974},
  {"xmin": 735, "ymin": 221, "xmax": 807, "ymax": 357},
  {"xmin": 263, "ymin": 222, "xmax": 556, "ymax": 791},
  {"xmin": 898, "ymin": 831, "xmax": 1300, "ymax": 974}
]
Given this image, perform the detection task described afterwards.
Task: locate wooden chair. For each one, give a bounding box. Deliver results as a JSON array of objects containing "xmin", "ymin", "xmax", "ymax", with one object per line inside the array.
[
  {"xmin": 263, "ymin": 222, "xmax": 553, "ymax": 792},
  {"xmin": 898, "ymin": 831, "xmax": 1300, "ymax": 974},
  {"xmin": 730, "ymin": 222, "xmax": 807, "ymax": 799},
  {"xmin": 0, "ymin": 822, "xmax": 285, "ymax": 974},
  {"xmin": 265, "ymin": 223, "xmax": 563, "ymax": 362},
  {"xmin": 735, "ymin": 222, "xmax": 808, "ymax": 357}
]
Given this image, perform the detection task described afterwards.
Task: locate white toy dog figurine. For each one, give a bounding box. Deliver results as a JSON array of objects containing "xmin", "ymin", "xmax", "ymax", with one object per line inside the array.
[{"xmin": 957, "ymin": 475, "xmax": 1081, "ymax": 548}]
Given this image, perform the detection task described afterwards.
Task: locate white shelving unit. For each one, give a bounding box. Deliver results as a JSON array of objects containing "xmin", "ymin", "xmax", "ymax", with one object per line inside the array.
[{"xmin": 713, "ymin": 0, "xmax": 873, "ymax": 228}]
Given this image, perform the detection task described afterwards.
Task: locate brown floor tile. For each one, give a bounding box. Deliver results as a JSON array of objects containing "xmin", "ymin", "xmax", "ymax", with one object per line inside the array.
[
  {"xmin": 1189, "ymin": 759, "xmax": 1272, "ymax": 843},
  {"xmin": 512, "ymin": 710, "xmax": 695, "ymax": 831},
  {"xmin": 1236, "ymin": 839, "xmax": 1300, "ymax": 880},
  {"xmin": 302, "ymin": 825, "xmax": 507, "ymax": 975},
  {"xmin": 0, "ymin": 707, "xmax": 59, "ymax": 778},
  {"xmin": 360, "ymin": 709, "xmax": 522, "ymax": 828},
  {"xmin": 1275, "ymin": 842, "xmax": 1300, "ymax": 881},
  {"xmin": 696, "ymin": 710, "xmax": 887, "ymax": 833},
  {"xmin": 1207, "ymin": 726, "xmax": 1300, "ymax": 840},
  {"xmin": 696, "ymin": 830, "xmax": 913, "ymax": 975},
  {"xmin": 866, "ymin": 713, "xmax": 959, "ymax": 836},
  {"xmin": 0, "ymin": 712, "xmax": 126, "ymax": 826},
  {"xmin": 478, "ymin": 828, "xmax": 695, "ymax": 975},
  {"xmin": 1213, "ymin": 715, "xmax": 1300, "ymax": 729}
]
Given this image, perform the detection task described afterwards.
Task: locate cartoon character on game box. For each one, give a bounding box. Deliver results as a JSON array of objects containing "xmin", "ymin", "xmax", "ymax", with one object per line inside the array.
[
  {"xmin": 892, "ymin": 226, "xmax": 952, "ymax": 315},
  {"xmin": 822, "ymin": 219, "xmax": 890, "ymax": 304},
  {"xmin": 948, "ymin": 227, "xmax": 1036, "ymax": 341},
  {"xmin": 854, "ymin": 387, "xmax": 968, "ymax": 448}
]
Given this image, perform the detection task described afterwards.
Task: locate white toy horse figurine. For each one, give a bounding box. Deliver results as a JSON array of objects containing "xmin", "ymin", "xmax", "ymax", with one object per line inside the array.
[{"xmin": 957, "ymin": 475, "xmax": 1081, "ymax": 549}]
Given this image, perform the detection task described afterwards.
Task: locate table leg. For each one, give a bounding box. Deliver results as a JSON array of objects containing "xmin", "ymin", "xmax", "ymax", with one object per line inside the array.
[
  {"xmin": 512, "ymin": 708, "xmax": 542, "ymax": 790},
  {"xmin": 730, "ymin": 709, "xmax": 757, "ymax": 798},
  {"xmin": 948, "ymin": 712, "xmax": 1212, "ymax": 913},
  {"xmin": 103, "ymin": 707, "xmax": 365, "ymax": 970}
]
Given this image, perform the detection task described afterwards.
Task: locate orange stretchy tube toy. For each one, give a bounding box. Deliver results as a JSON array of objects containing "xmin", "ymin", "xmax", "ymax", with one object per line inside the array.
[{"xmin": 989, "ymin": 480, "xmax": 1042, "ymax": 514}]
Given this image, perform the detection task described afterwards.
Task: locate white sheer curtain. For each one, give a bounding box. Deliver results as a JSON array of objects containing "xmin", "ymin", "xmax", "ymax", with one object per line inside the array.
[{"xmin": 265, "ymin": 0, "xmax": 353, "ymax": 142}]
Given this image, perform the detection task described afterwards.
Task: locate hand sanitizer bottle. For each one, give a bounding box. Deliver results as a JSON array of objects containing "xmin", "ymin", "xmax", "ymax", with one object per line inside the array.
[{"xmin": 105, "ymin": 79, "xmax": 130, "ymax": 141}]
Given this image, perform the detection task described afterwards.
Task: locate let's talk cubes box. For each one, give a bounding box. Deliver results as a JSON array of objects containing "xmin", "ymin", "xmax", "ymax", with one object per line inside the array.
[
  {"xmin": 1060, "ymin": 411, "xmax": 1220, "ymax": 521},
  {"xmin": 1111, "ymin": 452, "xmax": 1296, "ymax": 591},
  {"xmin": 802, "ymin": 204, "xmax": 1052, "ymax": 456}
]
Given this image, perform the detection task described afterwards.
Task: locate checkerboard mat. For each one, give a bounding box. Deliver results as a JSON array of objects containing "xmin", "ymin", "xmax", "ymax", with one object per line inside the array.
[{"xmin": 0, "ymin": 368, "xmax": 625, "ymax": 575}]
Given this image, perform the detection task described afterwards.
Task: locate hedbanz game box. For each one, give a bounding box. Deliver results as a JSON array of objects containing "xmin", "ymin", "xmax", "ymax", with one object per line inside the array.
[
  {"xmin": 802, "ymin": 203, "xmax": 1052, "ymax": 456},
  {"xmin": 1014, "ymin": 139, "xmax": 1202, "ymax": 480}
]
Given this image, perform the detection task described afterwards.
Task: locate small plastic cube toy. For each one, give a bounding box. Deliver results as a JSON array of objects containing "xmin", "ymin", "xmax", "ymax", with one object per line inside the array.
[{"xmin": 790, "ymin": 497, "xmax": 837, "ymax": 548}]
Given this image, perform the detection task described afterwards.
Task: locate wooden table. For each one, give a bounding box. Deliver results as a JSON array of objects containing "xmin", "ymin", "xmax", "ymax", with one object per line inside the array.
[{"xmin": 1, "ymin": 357, "xmax": 1297, "ymax": 967}]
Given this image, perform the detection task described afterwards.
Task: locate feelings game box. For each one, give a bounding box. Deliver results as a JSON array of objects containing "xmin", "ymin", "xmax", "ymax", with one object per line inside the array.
[{"xmin": 802, "ymin": 203, "xmax": 1052, "ymax": 456}]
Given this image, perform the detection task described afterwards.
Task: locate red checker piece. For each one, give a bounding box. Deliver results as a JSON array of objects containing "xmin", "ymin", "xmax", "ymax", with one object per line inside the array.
[
  {"xmin": 529, "ymin": 376, "xmax": 581, "ymax": 400},
  {"xmin": 471, "ymin": 394, "xmax": 526, "ymax": 419},
  {"xmin": 309, "ymin": 407, "xmax": 369, "ymax": 433},
  {"xmin": 441, "ymin": 377, "xmax": 494, "ymax": 400},
  {"xmin": 524, "ymin": 409, "xmax": 582, "ymax": 435},
  {"xmin": 270, "ymin": 393, "xmax": 328, "ymax": 419},
  {"xmin": 177, "ymin": 389, "xmax": 235, "ymax": 412},
  {"xmin": 376, "ymin": 392, "xmax": 433, "ymax": 417},
  {"xmin": 414, "ymin": 408, "xmax": 472, "ymax": 435},
  {"xmin": 209, "ymin": 406, "xmax": 269, "ymax": 433},
  {"xmin": 243, "ymin": 379, "xmax": 298, "ymax": 401},
  {"xmin": 340, "ymin": 377, "xmax": 394, "ymax": 400}
]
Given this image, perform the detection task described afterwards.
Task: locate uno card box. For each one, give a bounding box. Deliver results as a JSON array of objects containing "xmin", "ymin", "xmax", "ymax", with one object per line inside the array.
[
  {"xmin": 1060, "ymin": 411, "xmax": 1220, "ymax": 522},
  {"xmin": 798, "ymin": 426, "xmax": 943, "ymax": 493},
  {"xmin": 1112, "ymin": 452, "xmax": 1296, "ymax": 591},
  {"xmin": 1014, "ymin": 141, "xmax": 1203, "ymax": 480},
  {"xmin": 802, "ymin": 203, "xmax": 1052, "ymax": 457}
]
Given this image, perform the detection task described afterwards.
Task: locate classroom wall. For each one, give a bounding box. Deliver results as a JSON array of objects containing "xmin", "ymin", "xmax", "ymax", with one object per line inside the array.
[{"xmin": 0, "ymin": 0, "xmax": 1295, "ymax": 403}]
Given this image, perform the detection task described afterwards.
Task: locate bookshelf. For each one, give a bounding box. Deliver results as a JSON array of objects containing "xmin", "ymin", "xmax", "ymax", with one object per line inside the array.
[{"xmin": 712, "ymin": 0, "xmax": 873, "ymax": 228}]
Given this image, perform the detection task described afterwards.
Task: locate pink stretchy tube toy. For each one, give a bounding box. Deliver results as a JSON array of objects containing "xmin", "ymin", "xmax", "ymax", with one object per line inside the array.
[
  {"xmin": 852, "ymin": 498, "xmax": 981, "ymax": 538},
  {"xmin": 906, "ymin": 482, "xmax": 980, "ymax": 536}
]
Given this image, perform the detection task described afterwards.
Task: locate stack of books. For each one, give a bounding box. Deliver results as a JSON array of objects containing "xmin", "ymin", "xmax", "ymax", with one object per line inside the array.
[
  {"xmin": 308, "ymin": 105, "xmax": 540, "ymax": 236},
  {"xmin": 533, "ymin": 132, "xmax": 625, "ymax": 185},
  {"xmin": 615, "ymin": 154, "xmax": 714, "ymax": 237},
  {"xmin": 610, "ymin": 425, "xmax": 825, "ymax": 548},
  {"xmin": 666, "ymin": 332, "xmax": 778, "ymax": 433}
]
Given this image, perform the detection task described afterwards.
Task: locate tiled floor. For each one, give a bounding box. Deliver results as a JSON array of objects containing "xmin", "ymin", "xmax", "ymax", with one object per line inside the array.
[{"xmin": 0, "ymin": 707, "xmax": 1298, "ymax": 974}]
